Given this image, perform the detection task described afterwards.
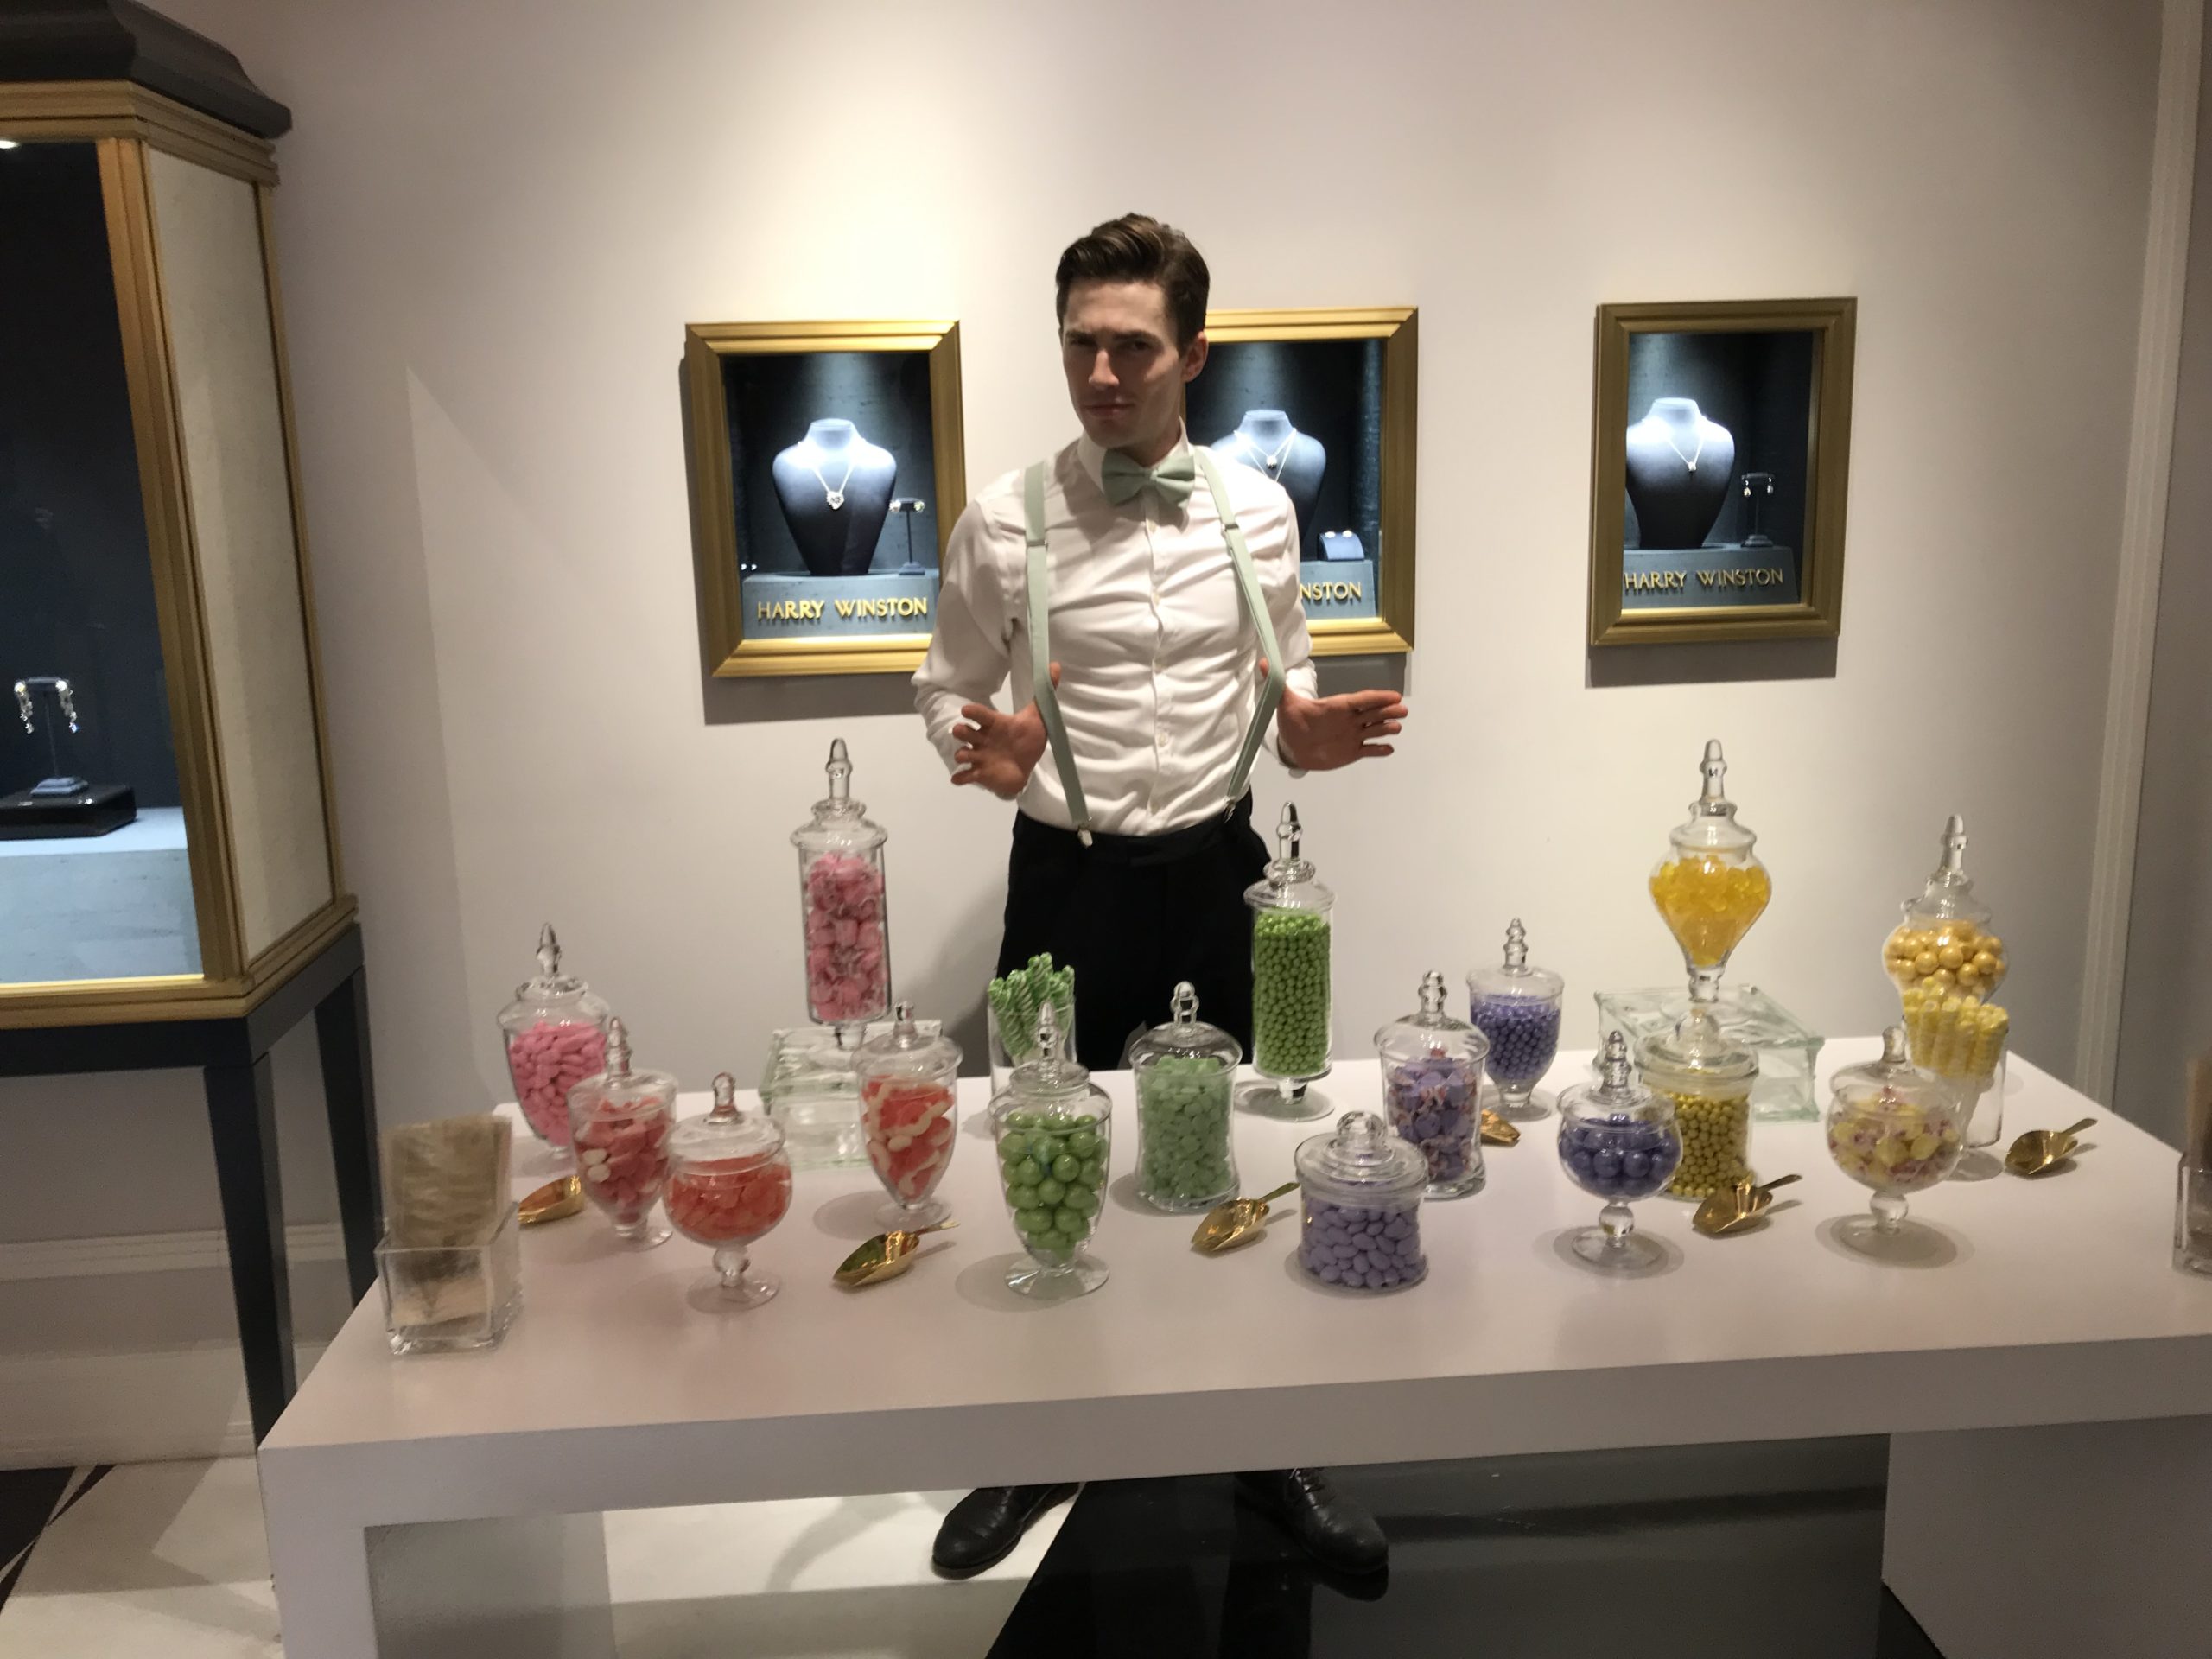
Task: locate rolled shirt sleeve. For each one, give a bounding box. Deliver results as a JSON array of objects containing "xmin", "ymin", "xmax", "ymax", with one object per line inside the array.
[{"xmin": 912, "ymin": 494, "xmax": 1017, "ymax": 771}]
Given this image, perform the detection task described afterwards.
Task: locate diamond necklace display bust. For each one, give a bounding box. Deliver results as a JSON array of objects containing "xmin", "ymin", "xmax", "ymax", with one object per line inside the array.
[
  {"xmin": 772, "ymin": 418, "xmax": 899, "ymax": 577},
  {"xmin": 1212, "ymin": 409, "xmax": 1325, "ymax": 547},
  {"xmin": 1624, "ymin": 397, "xmax": 1734, "ymax": 550}
]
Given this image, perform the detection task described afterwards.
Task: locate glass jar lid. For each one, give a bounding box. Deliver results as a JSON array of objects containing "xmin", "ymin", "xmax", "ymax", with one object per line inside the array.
[
  {"xmin": 792, "ymin": 737, "xmax": 887, "ymax": 856},
  {"xmin": 575, "ymin": 1016, "xmax": 677, "ymax": 1109},
  {"xmin": 1295, "ymin": 1109, "xmax": 1429, "ymax": 1197},
  {"xmin": 1128, "ymin": 982, "xmax": 1242, "ymax": 1071},
  {"xmin": 1467, "ymin": 918, "xmax": 1566, "ymax": 1002},
  {"xmin": 1637, "ymin": 1002, "xmax": 1758, "ymax": 1086},
  {"xmin": 1243, "ymin": 802, "xmax": 1334, "ymax": 911},
  {"xmin": 1375, "ymin": 970, "xmax": 1489, "ymax": 1061},
  {"xmin": 1900, "ymin": 813, "xmax": 1993, "ymax": 928},
  {"xmin": 501, "ymin": 923, "xmax": 611, "ymax": 1025},
  {"xmin": 855, "ymin": 1001, "xmax": 962, "ymax": 1080},
  {"xmin": 1666, "ymin": 740, "xmax": 1758, "ymax": 858},
  {"xmin": 1004, "ymin": 1000, "xmax": 1100, "ymax": 1109},
  {"xmin": 1830, "ymin": 1027, "xmax": 1955, "ymax": 1121},
  {"xmin": 668, "ymin": 1071, "xmax": 785, "ymax": 1162},
  {"xmin": 1559, "ymin": 1030, "xmax": 1662, "ymax": 1118}
]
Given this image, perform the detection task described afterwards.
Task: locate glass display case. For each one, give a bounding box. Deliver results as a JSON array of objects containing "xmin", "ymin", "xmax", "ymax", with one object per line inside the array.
[
  {"xmin": 0, "ymin": 69, "xmax": 348, "ymax": 1023},
  {"xmin": 1594, "ymin": 984, "xmax": 1824, "ymax": 1122}
]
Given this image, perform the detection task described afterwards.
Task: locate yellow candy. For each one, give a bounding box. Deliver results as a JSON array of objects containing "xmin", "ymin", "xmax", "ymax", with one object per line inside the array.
[{"xmin": 1651, "ymin": 858, "xmax": 1772, "ymax": 968}]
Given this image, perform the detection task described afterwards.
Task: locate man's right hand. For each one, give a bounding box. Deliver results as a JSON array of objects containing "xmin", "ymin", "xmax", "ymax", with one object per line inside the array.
[{"xmin": 950, "ymin": 663, "xmax": 1060, "ymax": 800}]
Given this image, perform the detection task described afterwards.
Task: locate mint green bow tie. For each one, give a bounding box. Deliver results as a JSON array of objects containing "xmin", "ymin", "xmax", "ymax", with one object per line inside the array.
[{"xmin": 1101, "ymin": 447, "xmax": 1198, "ymax": 508}]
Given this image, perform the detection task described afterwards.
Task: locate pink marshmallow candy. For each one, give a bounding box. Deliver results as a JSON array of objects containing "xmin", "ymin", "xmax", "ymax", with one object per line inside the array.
[
  {"xmin": 802, "ymin": 853, "xmax": 890, "ymax": 1023},
  {"xmin": 505, "ymin": 1020, "xmax": 607, "ymax": 1147}
]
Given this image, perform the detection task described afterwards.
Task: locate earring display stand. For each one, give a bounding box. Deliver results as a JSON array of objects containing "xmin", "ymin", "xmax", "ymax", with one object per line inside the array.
[{"xmin": 0, "ymin": 676, "xmax": 137, "ymax": 838}]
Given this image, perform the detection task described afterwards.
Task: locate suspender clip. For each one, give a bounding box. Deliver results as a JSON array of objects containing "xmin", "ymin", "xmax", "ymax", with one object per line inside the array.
[{"xmin": 1077, "ymin": 826, "xmax": 1094, "ymax": 848}]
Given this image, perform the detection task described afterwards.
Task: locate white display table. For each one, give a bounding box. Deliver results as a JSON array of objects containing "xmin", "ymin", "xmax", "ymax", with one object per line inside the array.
[{"xmin": 259, "ymin": 1041, "xmax": 2212, "ymax": 1659}]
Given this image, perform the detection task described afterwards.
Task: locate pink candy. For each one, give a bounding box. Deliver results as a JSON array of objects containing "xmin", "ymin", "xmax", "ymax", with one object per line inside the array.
[
  {"xmin": 506, "ymin": 1020, "xmax": 607, "ymax": 1146},
  {"xmin": 572, "ymin": 1100, "xmax": 673, "ymax": 1224},
  {"xmin": 803, "ymin": 854, "xmax": 889, "ymax": 1023}
]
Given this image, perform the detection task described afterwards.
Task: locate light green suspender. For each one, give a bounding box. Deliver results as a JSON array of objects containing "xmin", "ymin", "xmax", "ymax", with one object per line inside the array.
[{"xmin": 1020, "ymin": 453, "xmax": 1286, "ymax": 848}]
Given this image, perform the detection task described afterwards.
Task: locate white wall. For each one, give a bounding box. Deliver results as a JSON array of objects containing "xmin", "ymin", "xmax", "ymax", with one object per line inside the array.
[
  {"xmin": 2118, "ymin": 18, "xmax": 2212, "ymax": 1148},
  {"xmin": 0, "ymin": 0, "xmax": 2173, "ymax": 1332}
]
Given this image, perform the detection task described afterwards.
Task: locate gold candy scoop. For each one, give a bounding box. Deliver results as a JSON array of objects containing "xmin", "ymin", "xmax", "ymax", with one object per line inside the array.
[
  {"xmin": 1480, "ymin": 1109, "xmax": 1521, "ymax": 1147},
  {"xmin": 833, "ymin": 1218, "xmax": 959, "ymax": 1287},
  {"xmin": 2005, "ymin": 1117, "xmax": 2096, "ymax": 1179},
  {"xmin": 1192, "ymin": 1181, "xmax": 1299, "ymax": 1255},
  {"xmin": 1692, "ymin": 1173, "xmax": 1801, "ymax": 1237},
  {"xmin": 518, "ymin": 1175, "xmax": 584, "ymax": 1225}
]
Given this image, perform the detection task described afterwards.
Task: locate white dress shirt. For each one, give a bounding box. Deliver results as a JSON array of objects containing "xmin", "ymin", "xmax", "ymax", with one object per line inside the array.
[{"xmin": 912, "ymin": 427, "xmax": 1319, "ymax": 837}]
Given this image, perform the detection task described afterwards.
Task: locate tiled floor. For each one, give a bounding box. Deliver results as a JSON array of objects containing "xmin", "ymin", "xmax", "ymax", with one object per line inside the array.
[{"xmin": 0, "ymin": 1446, "xmax": 1946, "ymax": 1656}]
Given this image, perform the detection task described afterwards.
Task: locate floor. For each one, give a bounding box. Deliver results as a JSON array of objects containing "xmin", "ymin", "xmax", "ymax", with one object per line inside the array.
[{"xmin": 0, "ymin": 1444, "xmax": 1948, "ymax": 1657}]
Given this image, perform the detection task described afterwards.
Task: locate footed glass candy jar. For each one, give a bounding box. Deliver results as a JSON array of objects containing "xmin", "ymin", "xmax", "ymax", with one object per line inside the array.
[
  {"xmin": 1649, "ymin": 739, "xmax": 1771, "ymax": 1006},
  {"xmin": 990, "ymin": 1002, "xmax": 1111, "ymax": 1299},
  {"xmin": 665, "ymin": 1073, "xmax": 793, "ymax": 1309},
  {"xmin": 1556, "ymin": 1032, "xmax": 1682, "ymax": 1271},
  {"xmin": 496, "ymin": 924, "xmax": 612, "ymax": 1160},
  {"xmin": 1294, "ymin": 1110, "xmax": 1429, "ymax": 1292},
  {"xmin": 566, "ymin": 1017, "xmax": 677, "ymax": 1248},
  {"xmin": 1131, "ymin": 982, "xmax": 1241, "ymax": 1212},
  {"xmin": 792, "ymin": 738, "xmax": 893, "ymax": 1031},
  {"xmin": 1826, "ymin": 1026, "xmax": 1964, "ymax": 1259},
  {"xmin": 1467, "ymin": 918, "xmax": 1565, "ymax": 1122},
  {"xmin": 1243, "ymin": 802, "xmax": 1334, "ymax": 1117},
  {"xmin": 855, "ymin": 1004, "xmax": 961, "ymax": 1229},
  {"xmin": 1376, "ymin": 970, "xmax": 1490, "ymax": 1199}
]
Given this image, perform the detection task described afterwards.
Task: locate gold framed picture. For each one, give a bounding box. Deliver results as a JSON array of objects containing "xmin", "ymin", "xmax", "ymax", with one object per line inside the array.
[
  {"xmin": 1195, "ymin": 307, "xmax": 1417, "ymax": 655},
  {"xmin": 1588, "ymin": 298, "xmax": 1856, "ymax": 647},
  {"xmin": 683, "ymin": 319, "xmax": 965, "ymax": 678}
]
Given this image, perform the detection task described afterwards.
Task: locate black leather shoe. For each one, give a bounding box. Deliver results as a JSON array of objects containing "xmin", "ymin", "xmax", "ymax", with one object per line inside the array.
[
  {"xmin": 932, "ymin": 1483, "xmax": 1079, "ymax": 1575},
  {"xmin": 1235, "ymin": 1468, "xmax": 1388, "ymax": 1574}
]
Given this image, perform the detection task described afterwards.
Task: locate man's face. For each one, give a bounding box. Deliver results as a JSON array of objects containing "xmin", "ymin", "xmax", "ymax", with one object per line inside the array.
[{"xmin": 1059, "ymin": 279, "xmax": 1207, "ymax": 461}]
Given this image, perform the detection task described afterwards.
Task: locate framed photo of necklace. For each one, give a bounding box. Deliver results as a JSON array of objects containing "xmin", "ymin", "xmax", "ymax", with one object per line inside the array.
[
  {"xmin": 1189, "ymin": 307, "xmax": 1418, "ymax": 655},
  {"xmin": 683, "ymin": 319, "xmax": 965, "ymax": 677},
  {"xmin": 1587, "ymin": 298, "xmax": 1856, "ymax": 648}
]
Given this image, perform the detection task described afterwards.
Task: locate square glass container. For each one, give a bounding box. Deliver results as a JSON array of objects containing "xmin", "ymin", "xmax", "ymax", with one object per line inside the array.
[
  {"xmin": 1594, "ymin": 984, "xmax": 1824, "ymax": 1122},
  {"xmin": 377, "ymin": 1205, "xmax": 522, "ymax": 1356}
]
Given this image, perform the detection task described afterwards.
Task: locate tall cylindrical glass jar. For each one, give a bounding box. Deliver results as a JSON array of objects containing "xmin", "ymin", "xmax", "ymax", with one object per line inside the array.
[
  {"xmin": 791, "ymin": 737, "xmax": 892, "ymax": 1030},
  {"xmin": 495, "ymin": 924, "xmax": 612, "ymax": 1163},
  {"xmin": 1244, "ymin": 803, "xmax": 1333, "ymax": 1116},
  {"xmin": 1376, "ymin": 971, "xmax": 1490, "ymax": 1199},
  {"xmin": 1130, "ymin": 982, "xmax": 1242, "ymax": 1213},
  {"xmin": 1887, "ymin": 815, "xmax": 2012, "ymax": 1159},
  {"xmin": 1637, "ymin": 1007, "xmax": 1758, "ymax": 1201}
]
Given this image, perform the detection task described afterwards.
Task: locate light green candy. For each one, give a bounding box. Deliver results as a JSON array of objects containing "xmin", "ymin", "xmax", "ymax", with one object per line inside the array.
[
  {"xmin": 1136, "ymin": 1054, "xmax": 1236, "ymax": 1207},
  {"xmin": 997, "ymin": 1108, "xmax": 1109, "ymax": 1259},
  {"xmin": 1253, "ymin": 910, "xmax": 1331, "ymax": 1077}
]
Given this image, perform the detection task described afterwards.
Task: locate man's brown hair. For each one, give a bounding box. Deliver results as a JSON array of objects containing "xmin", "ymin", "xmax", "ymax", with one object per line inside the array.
[{"xmin": 1054, "ymin": 213, "xmax": 1211, "ymax": 348}]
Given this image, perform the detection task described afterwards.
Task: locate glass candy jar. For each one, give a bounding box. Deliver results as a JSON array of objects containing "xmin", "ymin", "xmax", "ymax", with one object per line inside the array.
[
  {"xmin": 1556, "ymin": 1032, "xmax": 1682, "ymax": 1271},
  {"xmin": 792, "ymin": 737, "xmax": 892, "ymax": 1029},
  {"xmin": 990, "ymin": 1001, "xmax": 1112, "ymax": 1298},
  {"xmin": 1131, "ymin": 982, "xmax": 1242, "ymax": 1212},
  {"xmin": 1825, "ymin": 1027, "xmax": 1964, "ymax": 1259},
  {"xmin": 665, "ymin": 1073, "xmax": 793, "ymax": 1309},
  {"xmin": 1295, "ymin": 1109, "xmax": 1428, "ymax": 1291},
  {"xmin": 1637, "ymin": 1003, "xmax": 1758, "ymax": 1201},
  {"xmin": 496, "ymin": 924, "xmax": 612, "ymax": 1159},
  {"xmin": 1649, "ymin": 740, "xmax": 1771, "ymax": 1007},
  {"xmin": 1884, "ymin": 814, "xmax": 2009, "ymax": 1004},
  {"xmin": 1244, "ymin": 802, "xmax": 1333, "ymax": 1110},
  {"xmin": 1467, "ymin": 918, "xmax": 1566, "ymax": 1122},
  {"xmin": 855, "ymin": 1003, "xmax": 961, "ymax": 1230},
  {"xmin": 1376, "ymin": 971, "xmax": 1490, "ymax": 1199},
  {"xmin": 566, "ymin": 1017, "xmax": 677, "ymax": 1248}
]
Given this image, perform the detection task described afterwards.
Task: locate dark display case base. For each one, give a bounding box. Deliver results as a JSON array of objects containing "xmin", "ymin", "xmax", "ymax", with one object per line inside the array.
[{"xmin": 0, "ymin": 783, "xmax": 138, "ymax": 839}]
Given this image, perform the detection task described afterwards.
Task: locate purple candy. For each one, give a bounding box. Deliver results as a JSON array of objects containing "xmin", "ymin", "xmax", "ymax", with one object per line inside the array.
[
  {"xmin": 1471, "ymin": 996, "xmax": 1561, "ymax": 1086},
  {"xmin": 1383, "ymin": 1054, "xmax": 1481, "ymax": 1192},
  {"xmin": 1556, "ymin": 1116, "xmax": 1681, "ymax": 1201},
  {"xmin": 1298, "ymin": 1194, "xmax": 1427, "ymax": 1290}
]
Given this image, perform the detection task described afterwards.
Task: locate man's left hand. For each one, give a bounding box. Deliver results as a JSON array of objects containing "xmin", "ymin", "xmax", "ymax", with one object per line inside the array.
[{"xmin": 1270, "ymin": 665, "xmax": 1407, "ymax": 771}]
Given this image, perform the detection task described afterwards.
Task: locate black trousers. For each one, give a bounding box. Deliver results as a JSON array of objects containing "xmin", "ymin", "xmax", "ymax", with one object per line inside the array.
[{"xmin": 997, "ymin": 795, "xmax": 1268, "ymax": 1071}]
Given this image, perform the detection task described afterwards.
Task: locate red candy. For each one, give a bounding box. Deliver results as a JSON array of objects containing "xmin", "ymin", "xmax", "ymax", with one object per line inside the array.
[
  {"xmin": 861, "ymin": 1077, "xmax": 956, "ymax": 1204},
  {"xmin": 666, "ymin": 1156, "xmax": 793, "ymax": 1244},
  {"xmin": 506, "ymin": 1020, "xmax": 607, "ymax": 1147},
  {"xmin": 572, "ymin": 1101, "xmax": 672, "ymax": 1224},
  {"xmin": 804, "ymin": 854, "xmax": 889, "ymax": 1023}
]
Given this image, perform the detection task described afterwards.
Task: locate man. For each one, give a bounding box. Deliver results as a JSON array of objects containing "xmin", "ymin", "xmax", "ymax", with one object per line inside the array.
[{"xmin": 912, "ymin": 213, "xmax": 1408, "ymax": 1579}]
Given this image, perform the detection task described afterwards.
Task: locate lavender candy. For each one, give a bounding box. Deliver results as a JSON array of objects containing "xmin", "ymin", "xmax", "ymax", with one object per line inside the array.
[
  {"xmin": 1556, "ymin": 1112, "xmax": 1683, "ymax": 1202},
  {"xmin": 1297, "ymin": 1195, "xmax": 1427, "ymax": 1290},
  {"xmin": 1471, "ymin": 995, "xmax": 1561, "ymax": 1085},
  {"xmin": 1383, "ymin": 1053, "xmax": 1482, "ymax": 1192}
]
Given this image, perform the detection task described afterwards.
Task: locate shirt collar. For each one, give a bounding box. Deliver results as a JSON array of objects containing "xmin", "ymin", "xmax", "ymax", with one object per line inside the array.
[{"xmin": 1076, "ymin": 423, "xmax": 1194, "ymax": 499}]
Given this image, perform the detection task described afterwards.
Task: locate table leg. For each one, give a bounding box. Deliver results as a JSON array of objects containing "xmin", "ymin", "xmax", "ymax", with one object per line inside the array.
[
  {"xmin": 1885, "ymin": 1414, "xmax": 2212, "ymax": 1658},
  {"xmin": 315, "ymin": 964, "xmax": 383, "ymax": 1299},
  {"xmin": 204, "ymin": 1052, "xmax": 296, "ymax": 1442}
]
